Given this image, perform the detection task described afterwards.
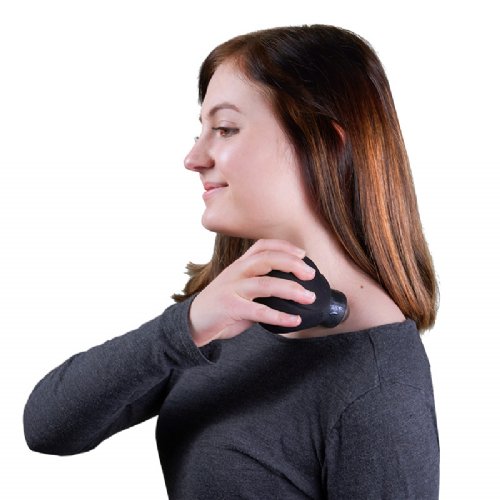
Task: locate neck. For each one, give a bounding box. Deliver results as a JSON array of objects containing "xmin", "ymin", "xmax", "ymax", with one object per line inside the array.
[{"xmin": 274, "ymin": 219, "xmax": 405, "ymax": 338}]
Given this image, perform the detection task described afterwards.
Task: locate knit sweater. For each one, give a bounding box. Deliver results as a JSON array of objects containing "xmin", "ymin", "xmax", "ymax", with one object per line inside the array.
[{"xmin": 24, "ymin": 295, "xmax": 439, "ymax": 499}]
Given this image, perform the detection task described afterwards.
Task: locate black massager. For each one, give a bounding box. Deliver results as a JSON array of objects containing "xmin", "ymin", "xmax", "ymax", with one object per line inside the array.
[{"xmin": 255, "ymin": 256, "xmax": 349, "ymax": 334}]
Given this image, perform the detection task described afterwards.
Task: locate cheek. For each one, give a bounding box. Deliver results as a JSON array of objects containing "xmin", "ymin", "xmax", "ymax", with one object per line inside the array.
[
  {"xmin": 236, "ymin": 170, "xmax": 303, "ymax": 224},
  {"xmin": 216, "ymin": 145, "xmax": 236, "ymax": 165},
  {"xmin": 217, "ymin": 135, "xmax": 305, "ymax": 209},
  {"xmin": 217, "ymin": 140, "xmax": 263, "ymax": 184}
]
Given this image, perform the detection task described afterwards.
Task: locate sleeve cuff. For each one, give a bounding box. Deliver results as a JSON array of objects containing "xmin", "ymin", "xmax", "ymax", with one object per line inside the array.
[{"xmin": 159, "ymin": 294, "xmax": 221, "ymax": 369}]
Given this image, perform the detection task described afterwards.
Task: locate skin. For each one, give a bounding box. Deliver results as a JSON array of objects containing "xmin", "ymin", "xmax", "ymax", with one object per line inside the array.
[{"xmin": 184, "ymin": 61, "xmax": 404, "ymax": 346}]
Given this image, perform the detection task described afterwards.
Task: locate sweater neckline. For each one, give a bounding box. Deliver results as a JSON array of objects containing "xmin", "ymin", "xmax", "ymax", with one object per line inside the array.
[{"xmin": 252, "ymin": 318, "xmax": 416, "ymax": 345}]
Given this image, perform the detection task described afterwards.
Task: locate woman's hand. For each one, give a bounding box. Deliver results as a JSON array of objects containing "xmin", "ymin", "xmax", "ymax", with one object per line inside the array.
[{"xmin": 188, "ymin": 239, "xmax": 317, "ymax": 346}]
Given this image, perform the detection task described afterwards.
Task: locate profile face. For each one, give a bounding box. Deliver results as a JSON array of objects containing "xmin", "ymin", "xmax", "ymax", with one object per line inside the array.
[{"xmin": 184, "ymin": 61, "xmax": 311, "ymax": 240}]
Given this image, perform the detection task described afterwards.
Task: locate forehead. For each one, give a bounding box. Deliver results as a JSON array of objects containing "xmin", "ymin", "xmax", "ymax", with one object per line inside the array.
[{"xmin": 200, "ymin": 62, "xmax": 271, "ymax": 119}]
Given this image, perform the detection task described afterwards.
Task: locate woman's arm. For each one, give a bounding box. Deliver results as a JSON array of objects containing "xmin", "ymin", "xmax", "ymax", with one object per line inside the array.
[
  {"xmin": 24, "ymin": 239, "xmax": 315, "ymax": 456},
  {"xmin": 324, "ymin": 382, "xmax": 440, "ymax": 499},
  {"xmin": 23, "ymin": 295, "xmax": 220, "ymax": 456}
]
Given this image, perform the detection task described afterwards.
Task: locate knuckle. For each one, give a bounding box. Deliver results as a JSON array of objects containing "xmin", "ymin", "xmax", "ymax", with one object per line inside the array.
[
  {"xmin": 253, "ymin": 302, "xmax": 294, "ymax": 326},
  {"xmin": 253, "ymin": 239, "xmax": 267, "ymax": 251},
  {"xmin": 256, "ymin": 275, "xmax": 272, "ymax": 290},
  {"xmin": 243, "ymin": 255, "xmax": 261, "ymax": 275},
  {"xmin": 261, "ymin": 249, "xmax": 274, "ymax": 261},
  {"xmin": 253, "ymin": 302, "xmax": 270, "ymax": 318}
]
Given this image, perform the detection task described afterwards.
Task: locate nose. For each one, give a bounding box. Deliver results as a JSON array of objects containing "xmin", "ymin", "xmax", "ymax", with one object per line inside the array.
[{"xmin": 184, "ymin": 138, "xmax": 215, "ymax": 172}]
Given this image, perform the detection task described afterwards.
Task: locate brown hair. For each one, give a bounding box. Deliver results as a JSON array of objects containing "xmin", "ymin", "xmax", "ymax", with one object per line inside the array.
[{"xmin": 173, "ymin": 24, "xmax": 438, "ymax": 331}]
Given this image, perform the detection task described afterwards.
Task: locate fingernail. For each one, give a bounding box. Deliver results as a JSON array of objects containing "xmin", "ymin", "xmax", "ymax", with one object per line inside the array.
[
  {"xmin": 305, "ymin": 265, "xmax": 315, "ymax": 276},
  {"xmin": 304, "ymin": 290, "xmax": 316, "ymax": 300}
]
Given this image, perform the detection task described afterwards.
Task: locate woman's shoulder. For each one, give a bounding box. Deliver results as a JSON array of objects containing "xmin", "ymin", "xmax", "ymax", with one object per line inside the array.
[
  {"xmin": 243, "ymin": 319, "xmax": 432, "ymax": 401},
  {"xmin": 334, "ymin": 319, "xmax": 433, "ymax": 395}
]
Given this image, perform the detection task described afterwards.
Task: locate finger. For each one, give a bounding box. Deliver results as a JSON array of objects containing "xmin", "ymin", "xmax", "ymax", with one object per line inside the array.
[
  {"xmin": 241, "ymin": 251, "xmax": 316, "ymax": 281},
  {"xmin": 244, "ymin": 238, "xmax": 306, "ymax": 259},
  {"xmin": 247, "ymin": 301, "xmax": 303, "ymax": 328},
  {"xmin": 238, "ymin": 276, "xmax": 316, "ymax": 304}
]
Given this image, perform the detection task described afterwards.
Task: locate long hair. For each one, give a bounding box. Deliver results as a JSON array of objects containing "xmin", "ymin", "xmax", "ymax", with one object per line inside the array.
[{"xmin": 173, "ymin": 24, "xmax": 438, "ymax": 331}]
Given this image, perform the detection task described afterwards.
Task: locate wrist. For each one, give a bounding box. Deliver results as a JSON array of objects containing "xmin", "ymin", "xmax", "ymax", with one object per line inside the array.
[{"xmin": 188, "ymin": 296, "xmax": 213, "ymax": 348}]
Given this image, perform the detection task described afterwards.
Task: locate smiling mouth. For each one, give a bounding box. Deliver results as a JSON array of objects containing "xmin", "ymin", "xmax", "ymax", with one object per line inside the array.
[
  {"xmin": 203, "ymin": 182, "xmax": 228, "ymax": 191},
  {"xmin": 202, "ymin": 183, "xmax": 228, "ymax": 200}
]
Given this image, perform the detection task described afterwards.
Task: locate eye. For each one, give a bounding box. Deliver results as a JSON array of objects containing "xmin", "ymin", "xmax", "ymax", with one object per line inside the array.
[{"xmin": 212, "ymin": 127, "xmax": 239, "ymax": 138}]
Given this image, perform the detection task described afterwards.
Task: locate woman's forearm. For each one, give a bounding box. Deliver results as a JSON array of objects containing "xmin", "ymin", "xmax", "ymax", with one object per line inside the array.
[{"xmin": 23, "ymin": 297, "xmax": 220, "ymax": 455}]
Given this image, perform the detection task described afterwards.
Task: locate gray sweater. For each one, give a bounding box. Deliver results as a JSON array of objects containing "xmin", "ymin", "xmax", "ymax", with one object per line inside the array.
[{"xmin": 24, "ymin": 295, "xmax": 439, "ymax": 499}]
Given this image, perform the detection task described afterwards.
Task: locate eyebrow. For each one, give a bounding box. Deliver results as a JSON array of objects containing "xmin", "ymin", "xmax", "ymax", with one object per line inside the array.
[{"xmin": 199, "ymin": 102, "xmax": 242, "ymax": 122}]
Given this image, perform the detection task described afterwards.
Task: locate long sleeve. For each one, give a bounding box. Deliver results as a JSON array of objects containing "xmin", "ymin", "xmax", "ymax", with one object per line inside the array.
[
  {"xmin": 323, "ymin": 381, "xmax": 440, "ymax": 499},
  {"xmin": 23, "ymin": 295, "xmax": 221, "ymax": 456}
]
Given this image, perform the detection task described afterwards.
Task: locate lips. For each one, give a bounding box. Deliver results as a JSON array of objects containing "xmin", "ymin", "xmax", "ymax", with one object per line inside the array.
[
  {"xmin": 202, "ymin": 181, "xmax": 228, "ymax": 201},
  {"xmin": 203, "ymin": 182, "xmax": 228, "ymax": 191}
]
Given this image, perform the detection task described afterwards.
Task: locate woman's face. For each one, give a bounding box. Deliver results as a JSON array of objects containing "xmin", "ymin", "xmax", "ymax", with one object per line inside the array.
[{"xmin": 184, "ymin": 61, "xmax": 311, "ymax": 240}]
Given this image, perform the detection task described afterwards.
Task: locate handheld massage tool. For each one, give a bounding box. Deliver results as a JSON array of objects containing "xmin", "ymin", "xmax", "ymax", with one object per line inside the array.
[{"xmin": 255, "ymin": 256, "xmax": 349, "ymax": 334}]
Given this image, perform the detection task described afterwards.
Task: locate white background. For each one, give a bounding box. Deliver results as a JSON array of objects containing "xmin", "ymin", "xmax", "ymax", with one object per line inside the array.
[{"xmin": 1, "ymin": 0, "xmax": 499, "ymax": 498}]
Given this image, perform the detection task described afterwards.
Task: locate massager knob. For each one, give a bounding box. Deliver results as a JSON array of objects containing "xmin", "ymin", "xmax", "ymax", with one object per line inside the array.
[{"xmin": 255, "ymin": 256, "xmax": 349, "ymax": 334}]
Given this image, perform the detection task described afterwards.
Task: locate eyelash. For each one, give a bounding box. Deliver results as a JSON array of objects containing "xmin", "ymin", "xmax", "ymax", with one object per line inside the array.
[
  {"xmin": 212, "ymin": 127, "xmax": 239, "ymax": 138},
  {"xmin": 194, "ymin": 127, "xmax": 239, "ymax": 142}
]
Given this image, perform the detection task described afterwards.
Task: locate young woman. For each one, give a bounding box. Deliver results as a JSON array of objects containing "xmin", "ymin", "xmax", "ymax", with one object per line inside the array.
[{"xmin": 24, "ymin": 25, "xmax": 439, "ymax": 498}]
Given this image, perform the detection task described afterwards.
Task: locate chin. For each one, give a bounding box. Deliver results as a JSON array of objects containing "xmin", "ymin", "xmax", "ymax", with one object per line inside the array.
[
  {"xmin": 201, "ymin": 211, "xmax": 283, "ymax": 241},
  {"xmin": 201, "ymin": 219, "xmax": 260, "ymax": 240}
]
